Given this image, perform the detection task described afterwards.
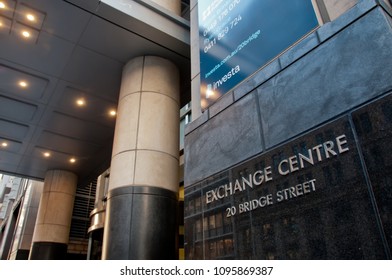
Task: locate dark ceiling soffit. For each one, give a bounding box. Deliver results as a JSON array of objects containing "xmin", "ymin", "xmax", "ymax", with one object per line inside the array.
[
  {"xmin": 97, "ymin": 0, "xmax": 190, "ymax": 58},
  {"xmin": 65, "ymin": 0, "xmax": 190, "ymax": 59},
  {"xmin": 133, "ymin": 0, "xmax": 190, "ymax": 28}
]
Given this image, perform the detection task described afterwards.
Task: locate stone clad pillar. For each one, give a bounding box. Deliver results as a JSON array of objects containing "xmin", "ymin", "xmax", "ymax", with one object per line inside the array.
[
  {"xmin": 102, "ymin": 56, "xmax": 180, "ymax": 259},
  {"xmin": 29, "ymin": 170, "xmax": 77, "ymax": 260}
]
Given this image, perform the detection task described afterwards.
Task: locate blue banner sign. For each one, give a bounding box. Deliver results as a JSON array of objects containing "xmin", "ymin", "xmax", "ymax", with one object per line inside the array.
[{"xmin": 199, "ymin": 0, "xmax": 319, "ymax": 109}]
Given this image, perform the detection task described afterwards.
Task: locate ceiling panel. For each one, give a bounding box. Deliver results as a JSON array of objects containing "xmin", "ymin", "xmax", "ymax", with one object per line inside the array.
[
  {"xmin": 15, "ymin": 3, "xmax": 46, "ymax": 30},
  {"xmin": 14, "ymin": 162, "xmax": 47, "ymax": 180},
  {"xmin": 0, "ymin": 31, "xmax": 76, "ymax": 77},
  {"xmin": 16, "ymin": 152, "xmax": 93, "ymax": 181},
  {"xmin": 17, "ymin": 146, "xmax": 84, "ymax": 175},
  {"xmin": 0, "ymin": 119, "xmax": 29, "ymax": 141},
  {"xmin": 0, "ymin": 64, "xmax": 49, "ymax": 100},
  {"xmin": 46, "ymin": 112, "xmax": 114, "ymax": 143},
  {"xmin": 16, "ymin": 155, "xmax": 78, "ymax": 180},
  {"xmin": 61, "ymin": 45, "xmax": 122, "ymax": 100},
  {"xmin": 79, "ymin": 15, "xmax": 166, "ymax": 63},
  {"xmin": 0, "ymin": 1, "xmax": 16, "ymax": 18},
  {"xmin": 0, "ymin": 138, "xmax": 22, "ymax": 153},
  {"xmin": 0, "ymin": 15, "xmax": 12, "ymax": 34},
  {"xmin": 37, "ymin": 130, "xmax": 100, "ymax": 156},
  {"xmin": 0, "ymin": 151, "xmax": 21, "ymax": 174},
  {"xmin": 33, "ymin": 0, "xmax": 92, "ymax": 42},
  {"xmin": 54, "ymin": 86, "xmax": 118, "ymax": 126},
  {"xmin": 0, "ymin": 95, "xmax": 38, "ymax": 122}
]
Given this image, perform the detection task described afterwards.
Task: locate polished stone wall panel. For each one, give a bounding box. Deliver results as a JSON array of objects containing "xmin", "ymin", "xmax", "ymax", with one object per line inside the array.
[
  {"xmin": 185, "ymin": 5, "xmax": 392, "ymax": 187},
  {"xmin": 184, "ymin": 3, "xmax": 392, "ymax": 260},
  {"xmin": 352, "ymin": 93, "xmax": 392, "ymax": 255},
  {"xmin": 185, "ymin": 114, "xmax": 390, "ymax": 259},
  {"xmin": 184, "ymin": 93, "xmax": 263, "ymax": 186},
  {"xmin": 258, "ymin": 7, "xmax": 392, "ymax": 149},
  {"xmin": 102, "ymin": 186, "xmax": 178, "ymax": 259}
]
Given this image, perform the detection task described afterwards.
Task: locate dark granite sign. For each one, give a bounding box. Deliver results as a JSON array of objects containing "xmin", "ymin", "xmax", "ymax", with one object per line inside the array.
[
  {"xmin": 205, "ymin": 134, "xmax": 349, "ymax": 211},
  {"xmin": 185, "ymin": 107, "xmax": 391, "ymax": 259}
]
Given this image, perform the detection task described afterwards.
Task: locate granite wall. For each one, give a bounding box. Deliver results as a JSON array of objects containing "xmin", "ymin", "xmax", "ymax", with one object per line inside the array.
[{"xmin": 184, "ymin": 0, "xmax": 392, "ymax": 259}]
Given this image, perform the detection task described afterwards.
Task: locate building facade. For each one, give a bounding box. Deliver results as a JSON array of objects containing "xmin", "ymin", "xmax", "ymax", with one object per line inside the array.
[
  {"xmin": 0, "ymin": 175, "xmax": 43, "ymax": 259},
  {"xmin": 0, "ymin": 0, "xmax": 391, "ymax": 260},
  {"xmin": 184, "ymin": 0, "xmax": 392, "ymax": 259}
]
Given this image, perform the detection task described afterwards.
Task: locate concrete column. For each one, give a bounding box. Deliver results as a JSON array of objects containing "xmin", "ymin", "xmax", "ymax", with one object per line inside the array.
[
  {"xmin": 29, "ymin": 170, "xmax": 77, "ymax": 260},
  {"xmin": 150, "ymin": 0, "xmax": 181, "ymax": 16},
  {"xmin": 102, "ymin": 56, "xmax": 180, "ymax": 260}
]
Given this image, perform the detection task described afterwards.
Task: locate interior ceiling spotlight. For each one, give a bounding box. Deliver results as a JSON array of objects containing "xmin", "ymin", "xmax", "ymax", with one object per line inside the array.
[
  {"xmin": 76, "ymin": 98, "xmax": 86, "ymax": 106},
  {"xmin": 26, "ymin": 14, "xmax": 35, "ymax": 21},
  {"xmin": 19, "ymin": 80, "xmax": 28, "ymax": 87},
  {"xmin": 21, "ymin": 30, "xmax": 31, "ymax": 38}
]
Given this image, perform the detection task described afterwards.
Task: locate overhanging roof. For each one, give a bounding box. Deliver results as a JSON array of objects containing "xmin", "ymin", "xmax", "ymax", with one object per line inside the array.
[{"xmin": 0, "ymin": 0, "xmax": 190, "ymax": 184}]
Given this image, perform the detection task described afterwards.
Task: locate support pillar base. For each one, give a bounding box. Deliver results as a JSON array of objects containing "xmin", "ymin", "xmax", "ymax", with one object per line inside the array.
[
  {"xmin": 102, "ymin": 186, "xmax": 178, "ymax": 260},
  {"xmin": 30, "ymin": 242, "xmax": 67, "ymax": 260}
]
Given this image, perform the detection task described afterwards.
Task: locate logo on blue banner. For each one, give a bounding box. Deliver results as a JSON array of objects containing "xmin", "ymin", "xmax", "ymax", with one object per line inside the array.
[{"xmin": 198, "ymin": 0, "xmax": 319, "ymax": 109}]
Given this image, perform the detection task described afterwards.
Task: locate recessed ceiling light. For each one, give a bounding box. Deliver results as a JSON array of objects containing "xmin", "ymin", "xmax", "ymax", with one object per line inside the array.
[
  {"xmin": 76, "ymin": 98, "xmax": 86, "ymax": 106},
  {"xmin": 1, "ymin": 142, "xmax": 8, "ymax": 147},
  {"xmin": 109, "ymin": 109, "xmax": 117, "ymax": 117},
  {"xmin": 70, "ymin": 157, "xmax": 76, "ymax": 163},
  {"xmin": 21, "ymin": 30, "xmax": 31, "ymax": 38},
  {"xmin": 26, "ymin": 14, "xmax": 35, "ymax": 21},
  {"xmin": 0, "ymin": 2, "xmax": 5, "ymax": 9},
  {"xmin": 19, "ymin": 80, "xmax": 28, "ymax": 88},
  {"xmin": 43, "ymin": 152, "xmax": 51, "ymax": 158}
]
